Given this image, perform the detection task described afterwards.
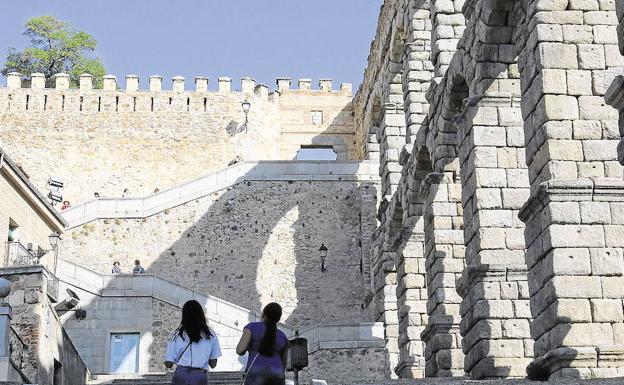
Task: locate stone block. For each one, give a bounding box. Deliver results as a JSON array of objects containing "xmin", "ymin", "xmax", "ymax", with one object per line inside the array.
[
  {"xmin": 473, "ymin": 126, "xmax": 507, "ymax": 146},
  {"xmin": 502, "ymin": 188, "xmax": 530, "ymax": 209},
  {"xmin": 475, "ymin": 168, "xmax": 507, "ymax": 188},
  {"xmin": 500, "ymin": 282, "xmax": 519, "ymax": 299},
  {"xmin": 538, "ymin": 95, "xmax": 580, "ymax": 122},
  {"xmin": 573, "ymin": 120, "xmax": 602, "ymax": 139},
  {"xmin": 605, "ymin": 225, "xmax": 624, "ymax": 247},
  {"xmin": 565, "ymin": 25, "xmax": 595, "ymax": 44},
  {"xmin": 474, "ymin": 188, "xmax": 502, "ymax": 209},
  {"xmin": 601, "ymin": 276, "xmax": 624, "ymax": 298},
  {"xmin": 513, "ymin": 299, "xmax": 532, "ymax": 318},
  {"xmin": 548, "ymin": 202, "xmax": 581, "ymax": 223},
  {"xmin": 578, "ymin": 44, "xmax": 606, "ymax": 69},
  {"xmin": 590, "ymin": 299, "xmax": 624, "ymax": 322},
  {"xmin": 594, "ymin": 25, "xmax": 618, "ymax": 43},
  {"xmin": 502, "ymin": 319, "xmax": 531, "ymax": 338},
  {"xmin": 566, "ymin": 70, "xmax": 593, "ymax": 95},
  {"xmin": 590, "ymin": 248, "xmax": 624, "ymax": 276},
  {"xmin": 540, "ymin": 69, "xmax": 567, "ymax": 94},
  {"xmin": 538, "ymin": 43, "xmax": 579, "ymax": 69},
  {"xmin": 551, "ymin": 275, "xmax": 603, "ymax": 299},
  {"xmin": 580, "ymin": 201, "xmax": 612, "ymax": 224},
  {"xmin": 545, "ymin": 224, "xmax": 605, "ymax": 248}
]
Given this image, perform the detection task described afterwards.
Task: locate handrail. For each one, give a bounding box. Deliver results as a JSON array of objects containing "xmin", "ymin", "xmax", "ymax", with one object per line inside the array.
[{"xmin": 3, "ymin": 242, "xmax": 38, "ymax": 267}]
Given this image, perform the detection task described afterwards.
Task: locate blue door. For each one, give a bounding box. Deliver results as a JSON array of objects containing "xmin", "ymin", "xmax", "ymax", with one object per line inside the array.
[{"xmin": 110, "ymin": 333, "xmax": 140, "ymax": 373}]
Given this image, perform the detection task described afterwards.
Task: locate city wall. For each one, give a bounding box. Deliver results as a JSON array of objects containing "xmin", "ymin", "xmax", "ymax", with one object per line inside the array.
[
  {"xmin": 0, "ymin": 73, "xmax": 354, "ymax": 205},
  {"xmin": 62, "ymin": 177, "xmax": 378, "ymax": 329}
]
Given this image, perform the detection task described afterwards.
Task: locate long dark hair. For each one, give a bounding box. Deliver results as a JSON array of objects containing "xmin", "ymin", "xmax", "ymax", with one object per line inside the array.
[
  {"xmin": 174, "ymin": 300, "xmax": 213, "ymax": 343},
  {"xmin": 258, "ymin": 302, "xmax": 282, "ymax": 356}
]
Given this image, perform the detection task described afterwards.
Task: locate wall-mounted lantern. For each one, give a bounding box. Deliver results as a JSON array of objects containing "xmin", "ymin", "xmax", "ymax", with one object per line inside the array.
[
  {"xmin": 241, "ymin": 99, "xmax": 251, "ymax": 133},
  {"xmin": 319, "ymin": 244, "xmax": 328, "ymax": 272},
  {"xmin": 48, "ymin": 232, "xmax": 61, "ymax": 249}
]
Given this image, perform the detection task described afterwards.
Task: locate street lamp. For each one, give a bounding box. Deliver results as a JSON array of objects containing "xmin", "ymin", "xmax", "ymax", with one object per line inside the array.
[
  {"xmin": 48, "ymin": 232, "xmax": 61, "ymax": 249},
  {"xmin": 48, "ymin": 232, "xmax": 61, "ymax": 273},
  {"xmin": 319, "ymin": 244, "xmax": 328, "ymax": 272},
  {"xmin": 241, "ymin": 100, "xmax": 251, "ymax": 133}
]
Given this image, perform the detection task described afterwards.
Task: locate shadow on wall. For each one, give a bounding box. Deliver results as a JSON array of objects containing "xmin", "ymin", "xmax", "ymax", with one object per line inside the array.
[{"xmin": 60, "ymin": 107, "xmax": 388, "ymax": 378}]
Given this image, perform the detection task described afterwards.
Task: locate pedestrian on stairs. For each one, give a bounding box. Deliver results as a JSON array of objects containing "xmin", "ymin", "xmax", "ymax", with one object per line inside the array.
[
  {"xmin": 236, "ymin": 302, "xmax": 288, "ymax": 385},
  {"xmin": 165, "ymin": 300, "xmax": 222, "ymax": 385},
  {"xmin": 111, "ymin": 261, "xmax": 122, "ymax": 274},
  {"xmin": 132, "ymin": 259, "xmax": 145, "ymax": 274}
]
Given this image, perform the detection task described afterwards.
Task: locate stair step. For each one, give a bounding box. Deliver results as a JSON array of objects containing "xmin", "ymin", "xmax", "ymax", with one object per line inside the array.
[{"xmin": 90, "ymin": 371, "xmax": 245, "ymax": 385}]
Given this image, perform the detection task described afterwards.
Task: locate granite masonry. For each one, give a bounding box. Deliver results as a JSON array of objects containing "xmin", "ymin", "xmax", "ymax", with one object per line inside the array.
[
  {"xmin": 0, "ymin": 0, "xmax": 624, "ymax": 382},
  {"xmin": 356, "ymin": 0, "xmax": 624, "ymax": 381}
]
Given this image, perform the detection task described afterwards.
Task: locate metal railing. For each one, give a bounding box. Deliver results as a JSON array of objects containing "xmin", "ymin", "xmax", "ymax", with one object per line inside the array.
[{"xmin": 4, "ymin": 242, "xmax": 39, "ymax": 267}]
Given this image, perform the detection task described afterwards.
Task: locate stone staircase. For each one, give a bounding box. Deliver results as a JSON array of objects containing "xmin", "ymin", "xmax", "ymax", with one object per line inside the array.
[{"xmin": 89, "ymin": 371, "xmax": 244, "ymax": 385}]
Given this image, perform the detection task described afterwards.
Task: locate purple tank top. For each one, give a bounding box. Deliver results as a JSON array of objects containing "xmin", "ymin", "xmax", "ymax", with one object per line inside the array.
[{"xmin": 244, "ymin": 322, "xmax": 288, "ymax": 370}]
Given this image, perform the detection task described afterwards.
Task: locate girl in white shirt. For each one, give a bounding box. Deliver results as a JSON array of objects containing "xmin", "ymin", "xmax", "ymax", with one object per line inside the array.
[{"xmin": 165, "ymin": 300, "xmax": 222, "ymax": 385}]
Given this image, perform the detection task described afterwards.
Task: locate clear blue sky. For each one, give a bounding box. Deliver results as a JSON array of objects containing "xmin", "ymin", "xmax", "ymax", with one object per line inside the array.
[{"xmin": 0, "ymin": 1, "xmax": 382, "ymax": 91}]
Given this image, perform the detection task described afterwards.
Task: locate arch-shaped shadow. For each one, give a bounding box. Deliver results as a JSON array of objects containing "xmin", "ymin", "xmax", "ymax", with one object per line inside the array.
[{"xmin": 58, "ymin": 105, "xmax": 386, "ymax": 380}]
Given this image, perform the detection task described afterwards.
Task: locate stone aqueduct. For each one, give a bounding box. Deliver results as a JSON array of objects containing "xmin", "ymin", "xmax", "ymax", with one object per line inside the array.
[{"xmin": 355, "ymin": 0, "xmax": 624, "ymax": 380}]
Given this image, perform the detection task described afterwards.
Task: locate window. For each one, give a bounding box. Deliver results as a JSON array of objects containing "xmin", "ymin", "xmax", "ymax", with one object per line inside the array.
[
  {"xmin": 311, "ymin": 110, "xmax": 323, "ymax": 125},
  {"xmin": 7, "ymin": 219, "xmax": 18, "ymax": 242},
  {"xmin": 296, "ymin": 146, "xmax": 337, "ymax": 161}
]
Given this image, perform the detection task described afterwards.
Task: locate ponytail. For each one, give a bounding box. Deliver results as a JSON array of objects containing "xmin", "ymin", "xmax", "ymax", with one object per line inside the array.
[{"xmin": 258, "ymin": 302, "xmax": 282, "ymax": 356}]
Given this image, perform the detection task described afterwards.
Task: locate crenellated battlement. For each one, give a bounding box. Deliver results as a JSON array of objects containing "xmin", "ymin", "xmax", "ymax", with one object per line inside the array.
[
  {"xmin": 0, "ymin": 72, "xmax": 352, "ymax": 113},
  {"xmin": 4, "ymin": 72, "xmax": 353, "ymax": 95}
]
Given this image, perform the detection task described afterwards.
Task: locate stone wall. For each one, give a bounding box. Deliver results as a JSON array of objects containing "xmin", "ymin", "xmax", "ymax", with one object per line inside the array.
[
  {"xmin": 0, "ymin": 266, "xmax": 88, "ymax": 385},
  {"xmin": 355, "ymin": 0, "xmax": 624, "ymax": 381},
  {"xmin": 63, "ymin": 179, "xmax": 377, "ymax": 328},
  {"xmin": 0, "ymin": 74, "xmax": 354, "ymax": 205},
  {"xmin": 303, "ymin": 347, "xmax": 389, "ymax": 385}
]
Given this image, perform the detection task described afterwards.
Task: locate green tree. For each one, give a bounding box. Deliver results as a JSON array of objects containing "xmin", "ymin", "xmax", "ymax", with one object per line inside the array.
[{"xmin": 2, "ymin": 16, "xmax": 106, "ymax": 87}]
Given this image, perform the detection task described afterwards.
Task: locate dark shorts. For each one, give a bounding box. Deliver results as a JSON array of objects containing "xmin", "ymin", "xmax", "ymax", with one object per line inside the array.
[
  {"xmin": 244, "ymin": 367, "xmax": 285, "ymax": 385},
  {"xmin": 172, "ymin": 366, "xmax": 207, "ymax": 385}
]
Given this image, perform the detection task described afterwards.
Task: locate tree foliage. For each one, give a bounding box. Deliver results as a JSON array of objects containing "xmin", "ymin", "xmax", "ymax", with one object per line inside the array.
[{"xmin": 2, "ymin": 16, "xmax": 106, "ymax": 87}]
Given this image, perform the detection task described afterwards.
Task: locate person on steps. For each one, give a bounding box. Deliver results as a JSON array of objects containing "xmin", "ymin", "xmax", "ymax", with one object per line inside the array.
[
  {"xmin": 132, "ymin": 259, "xmax": 145, "ymax": 274},
  {"xmin": 111, "ymin": 261, "xmax": 122, "ymax": 274},
  {"xmin": 236, "ymin": 302, "xmax": 288, "ymax": 385},
  {"xmin": 165, "ymin": 300, "xmax": 222, "ymax": 385}
]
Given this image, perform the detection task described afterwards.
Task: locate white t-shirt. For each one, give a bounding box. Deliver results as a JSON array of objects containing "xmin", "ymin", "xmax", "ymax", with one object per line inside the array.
[{"xmin": 165, "ymin": 331, "xmax": 222, "ymax": 370}]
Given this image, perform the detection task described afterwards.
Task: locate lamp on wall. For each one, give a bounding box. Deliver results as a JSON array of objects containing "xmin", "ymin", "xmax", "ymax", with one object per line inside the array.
[
  {"xmin": 319, "ymin": 244, "xmax": 328, "ymax": 272},
  {"xmin": 241, "ymin": 99, "xmax": 251, "ymax": 133},
  {"xmin": 48, "ymin": 232, "xmax": 61, "ymax": 249},
  {"xmin": 48, "ymin": 232, "xmax": 61, "ymax": 274}
]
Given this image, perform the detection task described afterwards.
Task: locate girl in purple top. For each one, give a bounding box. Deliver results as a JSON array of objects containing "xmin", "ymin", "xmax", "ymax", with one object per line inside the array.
[{"xmin": 236, "ymin": 303, "xmax": 289, "ymax": 385}]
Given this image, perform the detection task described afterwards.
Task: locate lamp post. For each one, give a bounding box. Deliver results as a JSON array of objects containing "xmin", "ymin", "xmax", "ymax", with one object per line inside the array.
[
  {"xmin": 319, "ymin": 244, "xmax": 328, "ymax": 272},
  {"xmin": 48, "ymin": 232, "xmax": 61, "ymax": 273},
  {"xmin": 241, "ymin": 100, "xmax": 251, "ymax": 133}
]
